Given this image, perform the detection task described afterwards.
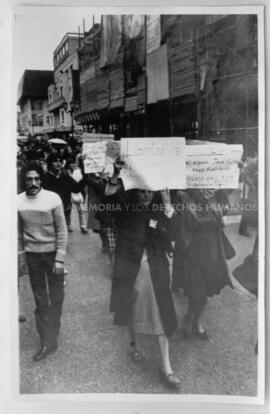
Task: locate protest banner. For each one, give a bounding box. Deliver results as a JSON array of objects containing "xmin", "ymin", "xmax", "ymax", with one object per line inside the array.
[
  {"xmin": 83, "ymin": 141, "xmax": 107, "ymax": 174},
  {"xmin": 119, "ymin": 137, "xmax": 186, "ymax": 190},
  {"xmin": 82, "ymin": 134, "xmax": 120, "ymax": 174},
  {"xmin": 83, "ymin": 135, "xmax": 242, "ymax": 187},
  {"xmin": 186, "ymin": 139, "xmax": 226, "ymax": 146},
  {"xmin": 186, "ymin": 144, "xmax": 243, "ymax": 189}
]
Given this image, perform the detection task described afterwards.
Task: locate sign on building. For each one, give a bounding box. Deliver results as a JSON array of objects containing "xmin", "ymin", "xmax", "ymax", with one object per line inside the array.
[
  {"xmin": 147, "ymin": 44, "xmax": 169, "ymax": 104},
  {"xmin": 146, "ymin": 15, "xmax": 161, "ymax": 54}
]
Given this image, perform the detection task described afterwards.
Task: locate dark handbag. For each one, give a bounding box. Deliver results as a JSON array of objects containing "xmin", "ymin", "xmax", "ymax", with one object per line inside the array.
[
  {"xmin": 221, "ymin": 230, "xmax": 236, "ymax": 260},
  {"xmin": 232, "ymin": 254, "xmax": 258, "ymax": 297}
]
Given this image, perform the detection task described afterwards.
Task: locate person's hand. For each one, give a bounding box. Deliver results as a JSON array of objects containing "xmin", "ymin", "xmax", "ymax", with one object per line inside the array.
[
  {"xmin": 114, "ymin": 158, "xmax": 125, "ymax": 173},
  {"xmin": 52, "ymin": 261, "xmax": 64, "ymax": 275},
  {"xmin": 103, "ymin": 163, "xmax": 114, "ymax": 179},
  {"xmin": 18, "ymin": 253, "xmax": 28, "ymax": 276},
  {"xmin": 161, "ymin": 188, "xmax": 174, "ymax": 218},
  {"xmin": 237, "ymin": 160, "xmax": 243, "ymax": 169},
  {"xmin": 106, "ymin": 159, "xmax": 125, "ymax": 185},
  {"xmin": 161, "ymin": 188, "xmax": 171, "ymax": 207}
]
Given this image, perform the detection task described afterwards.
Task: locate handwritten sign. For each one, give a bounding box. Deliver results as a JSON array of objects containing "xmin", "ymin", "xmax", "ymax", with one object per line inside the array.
[
  {"xmin": 186, "ymin": 144, "xmax": 243, "ymax": 189},
  {"xmin": 82, "ymin": 135, "xmax": 243, "ymax": 188},
  {"xmin": 83, "ymin": 141, "xmax": 107, "ymax": 173},
  {"xmin": 83, "ymin": 138, "xmax": 120, "ymax": 174},
  {"xmin": 119, "ymin": 137, "xmax": 186, "ymax": 190}
]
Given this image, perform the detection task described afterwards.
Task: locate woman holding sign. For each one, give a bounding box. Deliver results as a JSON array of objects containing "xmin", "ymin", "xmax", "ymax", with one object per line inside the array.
[
  {"xmin": 171, "ymin": 189, "xmax": 234, "ymax": 340},
  {"xmin": 106, "ymin": 174, "xmax": 180, "ymax": 390}
]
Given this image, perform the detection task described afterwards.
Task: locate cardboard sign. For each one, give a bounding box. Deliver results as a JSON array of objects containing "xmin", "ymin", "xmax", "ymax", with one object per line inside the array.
[
  {"xmin": 119, "ymin": 137, "xmax": 186, "ymax": 190},
  {"xmin": 83, "ymin": 141, "xmax": 107, "ymax": 174},
  {"xmin": 186, "ymin": 144, "xmax": 243, "ymax": 189},
  {"xmin": 82, "ymin": 135, "xmax": 243, "ymax": 188},
  {"xmin": 83, "ymin": 138, "xmax": 121, "ymax": 174}
]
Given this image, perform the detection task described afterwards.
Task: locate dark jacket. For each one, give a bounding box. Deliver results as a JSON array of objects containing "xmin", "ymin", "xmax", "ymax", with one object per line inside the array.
[
  {"xmin": 43, "ymin": 171, "xmax": 82, "ymax": 211},
  {"xmin": 110, "ymin": 190, "xmax": 177, "ymax": 337},
  {"xmin": 85, "ymin": 174, "xmax": 115, "ymax": 228},
  {"xmin": 171, "ymin": 190, "xmax": 233, "ymax": 299}
]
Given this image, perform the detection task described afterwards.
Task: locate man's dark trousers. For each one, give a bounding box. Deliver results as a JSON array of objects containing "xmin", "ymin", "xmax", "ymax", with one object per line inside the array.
[{"xmin": 26, "ymin": 252, "xmax": 64, "ymax": 348}]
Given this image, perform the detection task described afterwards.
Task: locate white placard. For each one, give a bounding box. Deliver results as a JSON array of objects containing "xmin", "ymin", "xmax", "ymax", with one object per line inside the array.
[
  {"xmin": 186, "ymin": 144, "xmax": 243, "ymax": 189},
  {"xmin": 82, "ymin": 139, "xmax": 121, "ymax": 174},
  {"xmin": 83, "ymin": 141, "xmax": 107, "ymax": 173},
  {"xmin": 119, "ymin": 137, "xmax": 186, "ymax": 190}
]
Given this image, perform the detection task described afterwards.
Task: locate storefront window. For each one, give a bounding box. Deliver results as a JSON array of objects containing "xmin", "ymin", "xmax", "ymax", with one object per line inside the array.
[{"xmin": 32, "ymin": 113, "xmax": 43, "ymax": 126}]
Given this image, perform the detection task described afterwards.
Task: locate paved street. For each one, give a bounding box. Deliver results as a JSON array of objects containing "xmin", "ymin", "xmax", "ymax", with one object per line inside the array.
[{"xmin": 19, "ymin": 210, "xmax": 258, "ymax": 395}]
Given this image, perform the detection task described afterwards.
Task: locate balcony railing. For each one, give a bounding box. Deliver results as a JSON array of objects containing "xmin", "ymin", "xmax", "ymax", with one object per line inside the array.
[{"xmin": 47, "ymin": 96, "xmax": 65, "ymax": 112}]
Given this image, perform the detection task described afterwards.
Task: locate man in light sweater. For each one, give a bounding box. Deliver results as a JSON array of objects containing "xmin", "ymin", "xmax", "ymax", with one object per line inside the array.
[{"xmin": 18, "ymin": 162, "xmax": 68, "ymax": 362}]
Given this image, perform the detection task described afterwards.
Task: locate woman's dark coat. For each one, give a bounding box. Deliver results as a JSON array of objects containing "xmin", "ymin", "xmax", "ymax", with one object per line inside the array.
[
  {"xmin": 171, "ymin": 190, "xmax": 233, "ymax": 301},
  {"xmin": 110, "ymin": 191, "xmax": 177, "ymax": 338}
]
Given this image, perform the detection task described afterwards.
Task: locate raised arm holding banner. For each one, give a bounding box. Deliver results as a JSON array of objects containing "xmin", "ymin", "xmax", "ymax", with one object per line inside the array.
[
  {"xmin": 82, "ymin": 133, "xmax": 120, "ymax": 174},
  {"xmin": 83, "ymin": 134, "xmax": 243, "ymax": 190}
]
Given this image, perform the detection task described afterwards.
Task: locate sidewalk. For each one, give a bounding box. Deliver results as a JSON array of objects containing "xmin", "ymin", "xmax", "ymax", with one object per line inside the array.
[{"xmin": 19, "ymin": 213, "xmax": 258, "ymax": 395}]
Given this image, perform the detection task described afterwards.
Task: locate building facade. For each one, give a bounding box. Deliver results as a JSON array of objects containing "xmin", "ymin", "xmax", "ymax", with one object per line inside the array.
[
  {"xmin": 17, "ymin": 70, "xmax": 54, "ymax": 136},
  {"xmin": 75, "ymin": 14, "xmax": 258, "ymax": 152},
  {"xmin": 76, "ymin": 19, "xmax": 125, "ymax": 138},
  {"xmin": 17, "ymin": 15, "xmax": 258, "ymax": 153},
  {"xmin": 45, "ymin": 33, "xmax": 82, "ymax": 138}
]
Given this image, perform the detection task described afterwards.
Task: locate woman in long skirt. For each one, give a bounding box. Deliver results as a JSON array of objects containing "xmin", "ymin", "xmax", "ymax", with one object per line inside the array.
[
  {"xmin": 171, "ymin": 189, "xmax": 234, "ymax": 339},
  {"xmin": 108, "ymin": 186, "xmax": 180, "ymax": 389}
]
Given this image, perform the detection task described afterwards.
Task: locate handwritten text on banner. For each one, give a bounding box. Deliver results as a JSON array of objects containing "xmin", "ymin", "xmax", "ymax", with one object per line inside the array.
[
  {"xmin": 83, "ymin": 135, "xmax": 243, "ymax": 189},
  {"xmin": 186, "ymin": 144, "xmax": 243, "ymax": 189},
  {"xmin": 83, "ymin": 134, "xmax": 120, "ymax": 174},
  {"xmin": 119, "ymin": 137, "xmax": 186, "ymax": 190}
]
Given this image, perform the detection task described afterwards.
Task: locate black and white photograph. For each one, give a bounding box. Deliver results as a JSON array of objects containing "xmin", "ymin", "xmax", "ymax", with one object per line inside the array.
[{"xmin": 0, "ymin": 1, "xmax": 267, "ymax": 411}]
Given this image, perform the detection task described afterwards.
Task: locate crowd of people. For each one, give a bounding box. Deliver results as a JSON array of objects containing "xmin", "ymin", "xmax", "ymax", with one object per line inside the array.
[{"xmin": 17, "ymin": 136, "xmax": 259, "ymax": 390}]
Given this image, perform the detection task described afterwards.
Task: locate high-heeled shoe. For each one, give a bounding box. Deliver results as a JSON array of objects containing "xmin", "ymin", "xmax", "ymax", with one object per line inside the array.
[
  {"xmin": 159, "ymin": 368, "xmax": 181, "ymax": 389},
  {"xmin": 194, "ymin": 329, "xmax": 209, "ymax": 340},
  {"xmin": 192, "ymin": 323, "xmax": 209, "ymax": 340}
]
